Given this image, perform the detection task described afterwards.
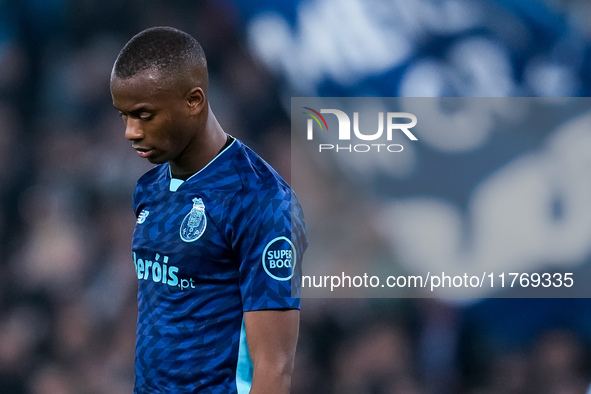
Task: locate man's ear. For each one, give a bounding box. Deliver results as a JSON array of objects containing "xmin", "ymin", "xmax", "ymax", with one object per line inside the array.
[{"xmin": 186, "ymin": 87, "xmax": 206, "ymax": 115}]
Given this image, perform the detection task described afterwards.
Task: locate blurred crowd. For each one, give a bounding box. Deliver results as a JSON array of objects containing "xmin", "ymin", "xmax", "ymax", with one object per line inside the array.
[
  {"xmin": 0, "ymin": 1, "xmax": 290, "ymax": 393},
  {"xmin": 2, "ymin": 1, "xmax": 591, "ymax": 393}
]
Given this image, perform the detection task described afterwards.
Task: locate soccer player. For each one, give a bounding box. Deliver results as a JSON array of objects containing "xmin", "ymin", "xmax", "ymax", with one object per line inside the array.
[{"xmin": 110, "ymin": 26, "xmax": 307, "ymax": 393}]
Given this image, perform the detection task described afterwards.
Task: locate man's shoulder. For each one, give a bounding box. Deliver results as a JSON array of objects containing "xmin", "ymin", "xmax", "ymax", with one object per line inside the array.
[
  {"xmin": 136, "ymin": 164, "xmax": 167, "ymax": 186},
  {"xmin": 230, "ymin": 140, "xmax": 291, "ymax": 196},
  {"xmin": 133, "ymin": 164, "xmax": 170, "ymax": 197},
  {"xmin": 132, "ymin": 165, "xmax": 167, "ymax": 211},
  {"xmin": 223, "ymin": 141, "xmax": 299, "ymax": 228}
]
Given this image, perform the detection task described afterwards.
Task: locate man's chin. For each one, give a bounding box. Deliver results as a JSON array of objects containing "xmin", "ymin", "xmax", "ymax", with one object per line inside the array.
[
  {"xmin": 140, "ymin": 150, "xmax": 167, "ymax": 164},
  {"xmin": 147, "ymin": 156, "xmax": 166, "ymax": 164}
]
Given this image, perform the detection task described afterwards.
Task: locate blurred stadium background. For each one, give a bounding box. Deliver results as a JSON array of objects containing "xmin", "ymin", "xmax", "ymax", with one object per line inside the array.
[{"xmin": 2, "ymin": 0, "xmax": 591, "ymax": 393}]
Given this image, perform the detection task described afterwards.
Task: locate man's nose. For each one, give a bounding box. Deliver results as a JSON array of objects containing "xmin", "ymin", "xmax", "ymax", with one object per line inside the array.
[{"xmin": 125, "ymin": 118, "xmax": 144, "ymax": 141}]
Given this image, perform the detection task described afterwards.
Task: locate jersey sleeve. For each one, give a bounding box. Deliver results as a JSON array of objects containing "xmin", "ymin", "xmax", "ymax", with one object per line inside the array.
[{"xmin": 229, "ymin": 187, "xmax": 307, "ymax": 312}]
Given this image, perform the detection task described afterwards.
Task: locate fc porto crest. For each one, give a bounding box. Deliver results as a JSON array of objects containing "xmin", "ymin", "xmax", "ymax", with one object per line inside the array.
[{"xmin": 180, "ymin": 197, "xmax": 207, "ymax": 242}]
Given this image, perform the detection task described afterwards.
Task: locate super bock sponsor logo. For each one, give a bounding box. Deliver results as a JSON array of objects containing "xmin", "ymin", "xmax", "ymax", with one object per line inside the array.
[
  {"xmin": 180, "ymin": 197, "xmax": 207, "ymax": 242},
  {"xmin": 262, "ymin": 236, "xmax": 297, "ymax": 281}
]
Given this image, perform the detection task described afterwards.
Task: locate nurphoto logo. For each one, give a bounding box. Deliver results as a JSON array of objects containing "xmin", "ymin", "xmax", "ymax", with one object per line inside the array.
[{"xmin": 303, "ymin": 107, "xmax": 418, "ymax": 153}]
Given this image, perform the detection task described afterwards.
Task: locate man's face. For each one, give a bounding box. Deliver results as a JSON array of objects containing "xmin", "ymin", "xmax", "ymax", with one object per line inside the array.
[{"xmin": 110, "ymin": 70, "xmax": 194, "ymax": 165}]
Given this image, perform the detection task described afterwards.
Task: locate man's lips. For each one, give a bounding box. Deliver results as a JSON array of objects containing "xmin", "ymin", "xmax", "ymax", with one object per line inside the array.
[{"xmin": 133, "ymin": 146, "xmax": 154, "ymax": 158}]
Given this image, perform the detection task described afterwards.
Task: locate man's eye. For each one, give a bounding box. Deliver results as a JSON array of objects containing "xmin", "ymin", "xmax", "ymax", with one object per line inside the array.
[{"xmin": 139, "ymin": 113, "xmax": 153, "ymax": 121}]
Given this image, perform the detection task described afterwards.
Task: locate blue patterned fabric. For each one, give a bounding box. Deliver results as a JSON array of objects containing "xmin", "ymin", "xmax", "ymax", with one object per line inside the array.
[{"xmin": 130, "ymin": 138, "xmax": 307, "ymax": 393}]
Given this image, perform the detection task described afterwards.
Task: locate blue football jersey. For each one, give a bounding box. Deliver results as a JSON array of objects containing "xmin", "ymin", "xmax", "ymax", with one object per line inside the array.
[{"xmin": 130, "ymin": 138, "xmax": 307, "ymax": 393}]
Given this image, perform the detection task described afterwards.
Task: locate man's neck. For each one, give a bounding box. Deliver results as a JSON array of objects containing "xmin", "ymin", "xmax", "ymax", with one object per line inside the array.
[
  {"xmin": 170, "ymin": 108, "xmax": 228, "ymax": 179},
  {"xmin": 172, "ymin": 134, "xmax": 233, "ymax": 181}
]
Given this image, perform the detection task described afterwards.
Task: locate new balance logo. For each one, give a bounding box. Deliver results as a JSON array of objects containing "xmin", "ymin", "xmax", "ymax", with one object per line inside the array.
[{"xmin": 137, "ymin": 209, "xmax": 149, "ymax": 224}]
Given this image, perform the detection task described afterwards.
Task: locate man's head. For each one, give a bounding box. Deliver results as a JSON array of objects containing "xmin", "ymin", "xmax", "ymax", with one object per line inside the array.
[
  {"xmin": 110, "ymin": 27, "xmax": 210, "ymax": 170},
  {"xmin": 112, "ymin": 26, "xmax": 208, "ymax": 90}
]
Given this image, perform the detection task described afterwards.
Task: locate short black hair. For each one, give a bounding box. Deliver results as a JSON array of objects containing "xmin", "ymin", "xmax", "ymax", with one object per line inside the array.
[{"xmin": 112, "ymin": 26, "xmax": 207, "ymax": 82}]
